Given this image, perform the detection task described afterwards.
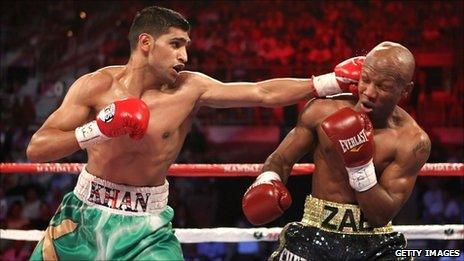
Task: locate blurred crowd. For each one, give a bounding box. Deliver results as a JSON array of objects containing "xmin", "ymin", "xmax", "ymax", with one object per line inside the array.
[{"xmin": 1, "ymin": 1, "xmax": 462, "ymax": 260}]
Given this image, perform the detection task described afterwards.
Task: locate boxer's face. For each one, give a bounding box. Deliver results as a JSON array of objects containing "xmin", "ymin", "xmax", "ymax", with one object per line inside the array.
[
  {"xmin": 356, "ymin": 46, "xmax": 414, "ymax": 121},
  {"xmin": 146, "ymin": 27, "xmax": 190, "ymax": 85},
  {"xmin": 356, "ymin": 61, "xmax": 407, "ymax": 120}
]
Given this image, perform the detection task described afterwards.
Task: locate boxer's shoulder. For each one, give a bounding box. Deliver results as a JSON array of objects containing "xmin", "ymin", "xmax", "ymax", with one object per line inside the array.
[
  {"xmin": 299, "ymin": 99, "xmax": 354, "ymax": 128},
  {"xmin": 391, "ymin": 107, "xmax": 431, "ymax": 164},
  {"xmin": 94, "ymin": 66, "xmax": 121, "ymax": 87},
  {"xmin": 172, "ymin": 70, "xmax": 209, "ymax": 91},
  {"xmin": 65, "ymin": 69, "xmax": 115, "ymax": 108},
  {"xmin": 74, "ymin": 67, "xmax": 115, "ymax": 94},
  {"xmin": 392, "ymin": 106, "xmax": 429, "ymax": 141},
  {"xmin": 177, "ymin": 70, "xmax": 204, "ymax": 84},
  {"xmin": 397, "ymin": 125, "xmax": 430, "ymax": 157}
]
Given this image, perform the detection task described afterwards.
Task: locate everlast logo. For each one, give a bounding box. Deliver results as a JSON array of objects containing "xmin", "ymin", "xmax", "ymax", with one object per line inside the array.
[
  {"xmin": 338, "ymin": 129, "xmax": 368, "ymax": 153},
  {"xmin": 321, "ymin": 205, "xmax": 373, "ymax": 232},
  {"xmin": 88, "ymin": 181, "xmax": 151, "ymax": 212}
]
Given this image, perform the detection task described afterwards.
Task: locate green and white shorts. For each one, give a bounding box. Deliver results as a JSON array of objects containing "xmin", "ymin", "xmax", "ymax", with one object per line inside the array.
[{"xmin": 30, "ymin": 167, "xmax": 183, "ymax": 260}]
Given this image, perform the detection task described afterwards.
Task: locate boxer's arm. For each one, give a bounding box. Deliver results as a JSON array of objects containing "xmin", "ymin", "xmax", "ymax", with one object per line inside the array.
[
  {"xmin": 355, "ymin": 132, "xmax": 431, "ymax": 227},
  {"xmin": 261, "ymin": 102, "xmax": 320, "ymax": 182},
  {"xmin": 194, "ymin": 71, "xmax": 313, "ymax": 108},
  {"xmin": 194, "ymin": 56, "xmax": 364, "ymax": 108},
  {"xmin": 242, "ymin": 103, "xmax": 318, "ymax": 225},
  {"xmin": 26, "ymin": 74, "xmax": 99, "ymax": 162},
  {"xmin": 262, "ymin": 126, "xmax": 315, "ymax": 183}
]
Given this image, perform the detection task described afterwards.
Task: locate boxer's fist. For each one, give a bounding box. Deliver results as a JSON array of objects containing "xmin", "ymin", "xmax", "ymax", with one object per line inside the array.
[
  {"xmin": 242, "ymin": 171, "xmax": 292, "ymax": 225},
  {"xmin": 321, "ymin": 107, "xmax": 373, "ymax": 167},
  {"xmin": 96, "ymin": 98, "xmax": 149, "ymax": 139},
  {"xmin": 75, "ymin": 98, "xmax": 150, "ymax": 149},
  {"xmin": 334, "ymin": 56, "xmax": 365, "ymax": 95},
  {"xmin": 313, "ymin": 56, "xmax": 365, "ymax": 97},
  {"xmin": 321, "ymin": 108, "xmax": 377, "ymax": 191}
]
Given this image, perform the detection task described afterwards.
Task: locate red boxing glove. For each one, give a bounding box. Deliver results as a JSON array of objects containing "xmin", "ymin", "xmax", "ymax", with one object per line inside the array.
[
  {"xmin": 75, "ymin": 98, "xmax": 150, "ymax": 149},
  {"xmin": 96, "ymin": 98, "xmax": 149, "ymax": 139},
  {"xmin": 313, "ymin": 56, "xmax": 365, "ymax": 97},
  {"xmin": 321, "ymin": 107, "xmax": 377, "ymax": 192},
  {"xmin": 242, "ymin": 171, "xmax": 292, "ymax": 225}
]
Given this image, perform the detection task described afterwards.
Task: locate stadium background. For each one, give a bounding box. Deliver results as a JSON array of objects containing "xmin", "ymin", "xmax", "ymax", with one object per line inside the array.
[{"xmin": 1, "ymin": 1, "xmax": 462, "ymax": 260}]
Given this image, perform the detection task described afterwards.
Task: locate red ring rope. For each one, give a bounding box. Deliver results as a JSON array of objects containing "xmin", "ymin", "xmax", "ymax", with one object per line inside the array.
[{"xmin": 0, "ymin": 163, "xmax": 463, "ymax": 177}]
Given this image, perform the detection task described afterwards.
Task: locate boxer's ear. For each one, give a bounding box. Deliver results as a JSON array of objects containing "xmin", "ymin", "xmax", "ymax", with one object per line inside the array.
[
  {"xmin": 138, "ymin": 33, "xmax": 152, "ymax": 52},
  {"xmin": 402, "ymin": 81, "xmax": 413, "ymax": 99}
]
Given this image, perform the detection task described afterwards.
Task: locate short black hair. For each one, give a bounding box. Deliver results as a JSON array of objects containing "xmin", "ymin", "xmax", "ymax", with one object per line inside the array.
[{"xmin": 128, "ymin": 6, "xmax": 190, "ymax": 51}]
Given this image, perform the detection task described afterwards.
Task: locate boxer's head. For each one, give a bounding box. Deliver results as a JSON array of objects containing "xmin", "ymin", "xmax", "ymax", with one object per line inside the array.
[
  {"xmin": 129, "ymin": 6, "xmax": 190, "ymax": 85},
  {"xmin": 356, "ymin": 41, "xmax": 415, "ymax": 122}
]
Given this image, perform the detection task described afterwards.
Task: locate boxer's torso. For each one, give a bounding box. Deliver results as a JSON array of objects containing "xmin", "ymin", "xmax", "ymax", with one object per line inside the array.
[
  {"xmin": 309, "ymin": 99, "xmax": 420, "ymax": 204},
  {"xmin": 84, "ymin": 67, "xmax": 203, "ymax": 186}
]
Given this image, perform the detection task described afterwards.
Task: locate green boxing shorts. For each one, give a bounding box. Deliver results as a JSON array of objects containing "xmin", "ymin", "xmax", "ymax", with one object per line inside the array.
[{"xmin": 30, "ymin": 167, "xmax": 183, "ymax": 260}]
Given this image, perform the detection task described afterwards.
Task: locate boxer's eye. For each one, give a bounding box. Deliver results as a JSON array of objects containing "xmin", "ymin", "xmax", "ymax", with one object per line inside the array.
[
  {"xmin": 170, "ymin": 41, "xmax": 181, "ymax": 49},
  {"xmin": 361, "ymin": 76, "xmax": 370, "ymax": 83}
]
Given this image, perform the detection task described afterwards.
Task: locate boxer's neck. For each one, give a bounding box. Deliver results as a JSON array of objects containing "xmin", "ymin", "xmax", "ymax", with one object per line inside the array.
[
  {"xmin": 371, "ymin": 107, "xmax": 402, "ymax": 129},
  {"xmin": 124, "ymin": 53, "xmax": 166, "ymax": 92}
]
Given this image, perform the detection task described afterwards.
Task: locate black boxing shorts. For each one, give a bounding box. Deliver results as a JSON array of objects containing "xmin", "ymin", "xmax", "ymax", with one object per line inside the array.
[{"xmin": 269, "ymin": 195, "xmax": 410, "ymax": 261}]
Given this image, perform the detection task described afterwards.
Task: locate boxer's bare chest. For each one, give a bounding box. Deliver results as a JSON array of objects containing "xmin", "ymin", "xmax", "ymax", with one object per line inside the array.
[
  {"xmin": 141, "ymin": 90, "xmax": 197, "ymax": 141},
  {"xmin": 312, "ymin": 126, "xmax": 401, "ymax": 203},
  {"xmin": 92, "ymin": 83, "xmax": 199, "ymax": 154},
  {"xmin": 319, "ymin": 127, "xmax": 399, "ymax": 176}
]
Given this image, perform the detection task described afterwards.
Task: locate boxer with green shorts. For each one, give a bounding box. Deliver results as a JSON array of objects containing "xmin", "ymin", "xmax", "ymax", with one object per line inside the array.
[
  {"xmin": 26, "ymin": 5, "xmax": 363, "ymax": 260},
  {"xmin": 30, "ymin": 168, "xmax": 183, "ymax": 260}
]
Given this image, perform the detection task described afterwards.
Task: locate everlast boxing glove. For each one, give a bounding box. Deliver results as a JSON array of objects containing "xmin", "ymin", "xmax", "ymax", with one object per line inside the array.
[
  {"xmin": 242, "ymin": 171, "xmax": 292, "ymax": 225},
  {"xmin": 321, "ymin": 107, "xmax": 377, "ymax": 192}
]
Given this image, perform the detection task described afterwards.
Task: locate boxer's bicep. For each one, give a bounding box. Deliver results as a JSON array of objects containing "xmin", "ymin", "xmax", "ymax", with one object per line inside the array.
[
  {"xmin": 41, "ymin": 75, "xmax": 96, "ymax": 131},
  {"xmin": 378, "ymin": 163, "xmax": 417, "ymax": 214},
  {"xmin": 263, "ymin": 125, "xmax": 314, "ymax": 182},
  {"xmin": 263, "ymin": 106, "xmax": 318, "ymax": 181},
  {"xmin": 379, "ymin": 132, "xmax": 431, "ymax": 209},
  {"xmin": 274, "ymin": 99, "xmax": 326, "ymax": 165},
  {"xmin": 27, "ymin": 74, "xmax": 103, "ymax": 162},
  {"xmin": 196, "ymin": 73, "xmax": 310, "ymax": 108},
  {"xmin": 192, "ymin": 72, "xmax": 248, "ymax": 108},
  {"xmin": 42, "ymin": 93, "xmax": 90, "ymax": 132},
  {"xmin": 199, "ymin": 81, "xmax": 264, "ymax": 108},
  {"xmin": 278, "ymin": 125, "xmax": 315, "ymax": 165}
]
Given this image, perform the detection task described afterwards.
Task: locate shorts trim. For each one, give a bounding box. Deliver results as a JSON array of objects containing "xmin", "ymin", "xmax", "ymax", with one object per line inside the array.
[
  {"xmin": 301, "ymin": 195, "xmax": 393, "ymax": 235},
  {"xmin": 73, "ymin": 166, "xmax": 168, "ymax": 216}
]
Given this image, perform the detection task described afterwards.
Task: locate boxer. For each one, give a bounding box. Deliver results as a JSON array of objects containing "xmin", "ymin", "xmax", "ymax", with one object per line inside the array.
[
  {"xmin": 243, "ymin": 41, "xmax": 431, "ymax": 260},
  {"xmin": 27, "ymin": 5, "xmax": 363, "ymax": 260}
]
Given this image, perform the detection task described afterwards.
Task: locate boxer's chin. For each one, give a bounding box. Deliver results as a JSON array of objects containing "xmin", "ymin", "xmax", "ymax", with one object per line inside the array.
[
  {"xmin": 359, "ymin": 102, "xmax": 373, "ymax": 113},
  {"xmin": 164, "ymin": 71, "xmax": 178, "ymax": 86}
]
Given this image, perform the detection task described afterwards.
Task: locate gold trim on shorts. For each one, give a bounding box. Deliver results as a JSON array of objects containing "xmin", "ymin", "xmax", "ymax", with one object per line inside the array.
[{"xmin": 301, "ymin": 195, "xmax": 394, "ymax": 235}]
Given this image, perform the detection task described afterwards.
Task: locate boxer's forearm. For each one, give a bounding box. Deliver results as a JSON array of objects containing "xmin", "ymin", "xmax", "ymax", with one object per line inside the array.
[
  {"xmin": 262, "ymin": 153, "xmax": 293, "ymax": 183},
  {"xmin": 256, "ymin": 78, "xmax": 314, "ymax": 107},
  {"xmin": 355, "ymin": 185, "xmax": 401, "ymax": 227},
  {"xmin": 27, "ymin": 128, "xmax": 81, "ymax": 162}
]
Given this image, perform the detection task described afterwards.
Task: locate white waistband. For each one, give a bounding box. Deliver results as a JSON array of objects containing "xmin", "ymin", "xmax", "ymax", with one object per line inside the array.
[{"xmin": 73, "ymin": 167, "xmax": 169, "ymax": 216}]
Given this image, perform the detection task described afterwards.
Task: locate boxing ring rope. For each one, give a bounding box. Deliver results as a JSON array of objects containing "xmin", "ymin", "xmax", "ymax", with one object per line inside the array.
[
  {"xmin": 1, "ymin": 163, "xmax": 463, "ymax": 176},
  {"xmin": 1, "ymin": 163, "xmax": 463, "ymax": 242},
  {"xmin": 2, "ymin": 225, "xmax": 463, "ymax": 242}
]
